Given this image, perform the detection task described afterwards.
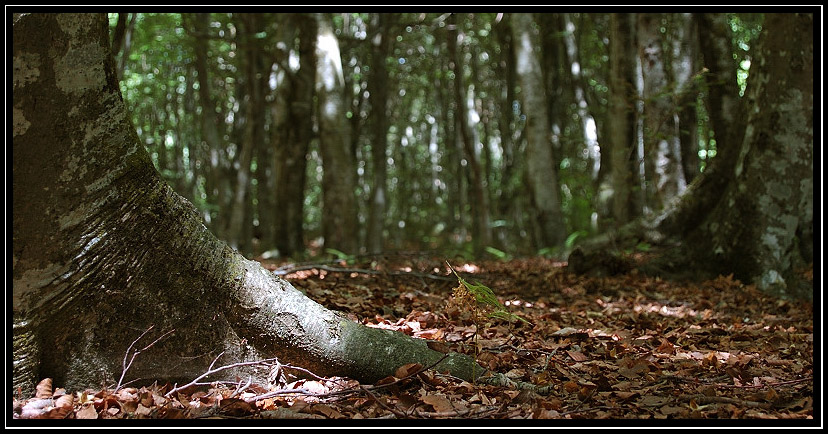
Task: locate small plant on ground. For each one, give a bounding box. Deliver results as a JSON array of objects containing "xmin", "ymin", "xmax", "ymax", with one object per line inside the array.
[{"xmin": 445, "ymin": 261, "xmax": 529, "ymax": 381}]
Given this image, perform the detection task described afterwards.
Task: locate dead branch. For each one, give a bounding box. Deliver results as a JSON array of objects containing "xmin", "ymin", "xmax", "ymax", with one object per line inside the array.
[
  {"xmin": 273, "ymin": 263, "xmax": 455, "ymax": 281},
  {"xmin": 165, "ymin": 353, "xmax": 281, "ymax": 398},
  {"xmin": 115, "ymin": 326, "xmax": 175, "ymax": 392}
]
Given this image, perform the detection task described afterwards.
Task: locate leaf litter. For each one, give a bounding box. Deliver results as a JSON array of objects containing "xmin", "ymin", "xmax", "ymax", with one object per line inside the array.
[{"xmin": 12, "ymin": 256, "xmax": 814, "ymax": 420}]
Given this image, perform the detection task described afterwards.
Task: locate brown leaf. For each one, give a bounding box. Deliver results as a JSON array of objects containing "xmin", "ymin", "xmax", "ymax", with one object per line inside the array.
[
  {"xmin": 76, "ymin": 404, "xmax": 99, "ymax": 420},
  {"xmin": 426, "ymin": 340, "xmax": 451, "ymax": 354},
  {"xmin": 510, "ymin": 389, "xmax": 538, "ymax": 406},
  {"xmin": 312, "ymin": 404, "xmax": 344, "ymax": 419},
  {"xmin": 566, "ymin": 350, "xmax": 588, "ymax": 362},
  {"xmin": 395, "ymin": 362, "xmax": 423, "ymax": 378},
  {"xmin": 421, "ymin": 394, "xmax": 454, "ymax": 413},
  {"xmin": 614, "ymin": 391, "xmax": 640, "ymax": 401},
  {"xmin": 375, "ymin": 375, "xmax": 397, "ymax": 386},
  {"xmin": 656, "ymin": 338, "xmax": 675, "ymax": 354},
  {"xmin": 46, "ymin": 394, "xmax": 74, "ymax": 419},
  {"xmin": 219, "ymin": 398, "xmax": 255, "ymax": 417},
  {"xmin": 35, "ymin": 378, "xmax": 53, "ymax": 399},
  {"xmin": 134, "ymin": 403, "xmax": 153, "ymax": 418}
]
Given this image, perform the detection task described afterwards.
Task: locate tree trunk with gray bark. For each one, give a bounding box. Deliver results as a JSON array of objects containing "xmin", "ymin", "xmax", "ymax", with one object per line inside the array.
[{"xmin": 12, "ymin": 12, "xmax": 480, "ymax": 396}]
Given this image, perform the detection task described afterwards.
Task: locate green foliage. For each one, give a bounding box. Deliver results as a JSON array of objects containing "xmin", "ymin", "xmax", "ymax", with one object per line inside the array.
[
  {"xmin": 635, "ymin": 241, "xmax": 651, "ymax": 252},
  {"xmin": 325, "ymin": 248, "xmax": 355, "ymax": 264},
  {"xmin": 565, "ymin": 230, "xmax": 589, "ymax": 249},
  {"xmin": 537, "ymin": 247, "xmax": 558, "ymax": 258},
  {"xmin": 447, "ymin": 261, "xmax": 529, "ymax": 325},
  {"xmin": 484, "ymin": 246, "xmax": 511, "ymax": 261},
  {"xmin": 728, "ymin": 13, "xmax": 764, "ymax": 96},
  {"xmin": 111, "ymin": 12, "xmax": 750, "ymax": 257}
]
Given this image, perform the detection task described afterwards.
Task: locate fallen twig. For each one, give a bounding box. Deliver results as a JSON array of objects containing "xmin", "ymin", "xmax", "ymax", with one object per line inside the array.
[
  {"xmin": 115, "ymin": 326, "xmax": 175, "ymax": 392},
  {"xmin": 274, "ymin": 264, "xmax": 455, "ymax": 281},
  {"xmin": 165, "ymin": 354, "xmax": 281, "ymax": 398},
  {"xmin": 678, "ymin": 394, "xmax": 773, "ymax": 409}
]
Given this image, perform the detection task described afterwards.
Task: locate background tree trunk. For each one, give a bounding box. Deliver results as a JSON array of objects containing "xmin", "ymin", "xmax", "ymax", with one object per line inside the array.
[
  {"xmin": 12, "ymin": 12, "xmax": 481, "ymax": 395},
  {"xmin": 448, "ymin": 13, "xmax": 492, "ymax": 255},
  {"xmin": 273, "ymin": 13, "xmax": 316, "ymax": 258},
  {"xmin": 637, "ymin": 13, "xmax": 687, "ymax": 213},
  {"xmin": 608, "ymin": 13, "xmax": 641, "ymax": 227},
  {"xmin": 669, "ymin": 13, "xmax": 700, "ymax": 185},
  {"xmin": 316, "ymin": 13, "xmax": 359, "ymax": 255},
  {"xmin": 512, "ymin": 12, "xmax": 567, "ymax": 250},
  {"xmin": 224, "ymin": 13, "xmax": 266, "ymax": 254},
  {"xmin": 365, "ymin": 13, "xmax": 396, "ymax": 254},
  {"xmin": 653, "ymin": 13, "xmax": 746, "ymax": 237},
  {"xmin": 190, "ymin": 12, "xmax": 229, "ymax": 234}
]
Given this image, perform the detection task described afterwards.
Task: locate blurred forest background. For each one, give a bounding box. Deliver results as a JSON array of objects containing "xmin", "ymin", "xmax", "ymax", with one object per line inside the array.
[{"xmin": 107, "ymin": 12, "xmax": 764, "ymax": 260}]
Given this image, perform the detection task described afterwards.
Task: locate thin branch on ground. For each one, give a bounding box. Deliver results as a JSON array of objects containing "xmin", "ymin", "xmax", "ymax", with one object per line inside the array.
[
  {"xmin": 165, "ymin": 354, "xmax": 281, "ymax": 398},
  {"xmin": 115, "ymin": 326, "xmax": 175, "ymax": 392},
  {"xmin": 273, "ymin": 263, "xmax": 455, "ymax": 281}
]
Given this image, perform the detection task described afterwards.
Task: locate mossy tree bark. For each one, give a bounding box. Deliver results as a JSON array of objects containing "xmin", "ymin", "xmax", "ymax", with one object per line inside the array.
[
  {"xmin": 678, "ymin": 13, "xmax": 813, "ymax": 299},
  {"xmin": 12, "ymin": 12, "xmax": 481, "ymax": 396},
  {"xmin": 585, "ymin": 13, "xmax": 813, "ymax": 300}
]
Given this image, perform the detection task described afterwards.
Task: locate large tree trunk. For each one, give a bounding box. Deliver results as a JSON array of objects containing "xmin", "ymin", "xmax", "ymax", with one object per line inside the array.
[
  {"xmin": 680, "ymin": 13, "xmax": 813, "ymax": 299},
  {"xmin": 315, "ymin": 14, "xmax": 359, "ymax": 255},
  {"xmin": 12, "ymin": 12, "xmax": 480, "ymax": 396},
  {"xmin": 574, "ymin": 13, "xmax": 812, "ymax": 301},
  {"xmin": 512, "ymin": 13, "xmax": 567, "ymax": 249}
]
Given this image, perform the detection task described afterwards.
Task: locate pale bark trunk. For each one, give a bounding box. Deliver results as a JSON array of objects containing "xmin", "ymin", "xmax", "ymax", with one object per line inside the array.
[
  {"xmin": 638, "ymin": 13, "xmax": 687, "ymax": 213},
  {"xmin": 12, "ymin": 12, "xmax": 480, "ymax": 396},
  {"xmin": 512, "ymin": 13, "xmax": 567, "ymax": 249},
  {"xmin": 316, "ymin": 14, "xmax": 359, "ymax": 255}
]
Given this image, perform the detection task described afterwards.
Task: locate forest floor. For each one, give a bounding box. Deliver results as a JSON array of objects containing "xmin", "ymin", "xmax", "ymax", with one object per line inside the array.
[{"xmin": 12, "ymin": 254, "xmax": 815, "ymax": 424}]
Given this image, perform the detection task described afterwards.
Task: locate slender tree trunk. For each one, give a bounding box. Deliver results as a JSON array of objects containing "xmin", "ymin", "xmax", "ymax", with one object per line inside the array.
[
  {"xmin": 653, "ymin": 13, "xmax": 746, "ymax": 236},
  {"xmin": 495, "ymin": 18, "xmax": 518, "ymax": 248},
  {"xmin": 447, "ymin": 14, "xmax": 492, "ymax": 254},
  {"xmin": 110, "ymin": 13, "xmax": 135, "ymax": 80},
  {"xmin": 365, "ymin": 13, "xmax": 395, "ymax": 254},
  {"xmin": 561, "ymin": 14, "xmax": 601, "ymax": 180},
  {"xmin": 637, "ymin": 13, "xmax": 687, "ymax": 213},
  {"xmin": 316, "ymin": 14, "xmax": 359, "ymax": 255},
  {"xmin": 225, "ymin": 13, "xmax": 269, "ymax": 255},
  {"xmin": 110, "ymin": 13, "xmax": 127, "ymax": 58},
  {"xmin": 670, "ymin": 13, "xmax": 700, "ymax": 185},
  {"xmin": 12, "ymin": 12, "xmax": 481, "ymax": 395},
  {"xmin": 511, "ymin": 13, "xmax": 567, "ymax": 250},
  {"xmin": 191, "ymin": 12, "xmax": 227, "ymax": 235},
  {"xmin": 608, "ymin": 13, "xmax": 641, "ymax": 227},
  {"xmin": 272, "ymin": 14, "xmax": 316, "ymax": 258}
]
